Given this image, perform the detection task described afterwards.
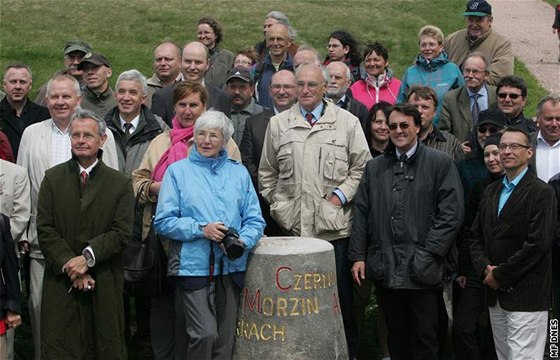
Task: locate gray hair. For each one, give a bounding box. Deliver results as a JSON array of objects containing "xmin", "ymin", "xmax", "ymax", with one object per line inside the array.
[
  {"xmin": 325, "ymin": 61, "xmax": 351, "ymax": 81},
  {"xmin": 46, "ymin": 73, "xmax": 80, "ymax": 98},
  {"xmin": 3, "ymin": 62, "xmax": 32, "ymax": 79},
  {"xmin": 116, "ymin": 69, "xmax": 148, "ymax": 94},
  {"xmin": 464, "ymin": 52, "xmax": 491, "ymax": 73},
  {"xmin": 536, "ymin": 94, "xmax": 560, "ymax": 118},
  {"xmin": 194, "ymin": 110, "xmax": 234, "ymax": 144},
  {"xmin": 265, "ymin": 10, "xmax": 297, "ymax": 39},
  {"xmin": 69, "ymin": 108, "xmax": 107, "ymax": 136}
]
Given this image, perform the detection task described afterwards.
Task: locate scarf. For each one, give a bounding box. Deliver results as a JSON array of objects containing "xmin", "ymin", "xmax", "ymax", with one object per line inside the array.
[{"xmin": 152, "ymin": 116, "xmax": 194, "ymax": 182}]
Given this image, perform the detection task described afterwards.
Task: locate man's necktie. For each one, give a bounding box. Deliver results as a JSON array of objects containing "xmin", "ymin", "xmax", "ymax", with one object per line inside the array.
[
  {"xmin": 123, "ymin": 123, "xmax": 133, "ymax": 143},
  {"xmin": 471, "ymin": 93, "xmax": 480, "ymax": 126},
  {"xmin": 81, "ymin": 171, "xmax": 88, "ymax": 191},
  {"xmin": 305, "ymin": 112, "xmax": 314, "ymax": 127}
]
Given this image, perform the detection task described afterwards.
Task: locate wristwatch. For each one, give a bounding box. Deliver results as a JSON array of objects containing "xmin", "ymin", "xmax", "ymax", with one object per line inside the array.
[{"xmin": 82, "ymin": 249, "xmax": 95, "ymax": 268}]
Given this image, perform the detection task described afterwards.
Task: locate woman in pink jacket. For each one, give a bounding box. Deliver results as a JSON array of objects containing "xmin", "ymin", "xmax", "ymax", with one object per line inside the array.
[{"xmin": 350, "ymin": 42, "xmax": 401, "ymax": 110}]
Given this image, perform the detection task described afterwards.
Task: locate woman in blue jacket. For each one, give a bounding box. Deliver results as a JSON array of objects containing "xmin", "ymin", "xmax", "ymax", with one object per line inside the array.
[
  {"xmin": 397, "ymin": 25, "xmax": 464, "ymax": 126},
  {"xmin": 154, "ymin": 110, "xmax": 265, "ymax": 360}
]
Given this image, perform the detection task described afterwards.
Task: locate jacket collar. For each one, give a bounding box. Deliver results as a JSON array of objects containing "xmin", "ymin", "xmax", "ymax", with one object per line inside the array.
[
  {"xmin": 189, "ymin": 144, "xmax": 228, "ymax": 173},
  {"xmin": 415, "ymin": 52, "xmax": 450, "ymax": 71}
]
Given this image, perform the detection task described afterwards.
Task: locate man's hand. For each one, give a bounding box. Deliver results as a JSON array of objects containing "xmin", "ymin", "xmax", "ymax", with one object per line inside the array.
[
  {"xmin": 203, "ymin": 222, "xmax": 228, "ymax": 242},
  {"xmin": 18, "ymin": 241, "xmax": 30, "ymax": 254},
  {"xmin": 328, "ymin": 194, "xmax": 342, "ymax": 207},
  {"xmin": 5, "ymin": 311, "xmax": 21, "ymax": 329},
  {"xmin": 455, "ymin": 275, "xmax": 468, "ymax": 289},
  {"xmin": 73, "ymin": 274, "xmax": 96, "ymax": 292},
  {"xmin": 461, "ymin": 141, "xmax": 471, "ymax": 154},
  {"xmin": 483, "ymin": 265, "xmax": 498, "ymax": 290},
  {"xmin": 64, "ymin": 255, "xmax": 88, "ymax": 281},
  {"xmin": 351, "ymin": 261, "xmax": 366, "ymax": 286}
]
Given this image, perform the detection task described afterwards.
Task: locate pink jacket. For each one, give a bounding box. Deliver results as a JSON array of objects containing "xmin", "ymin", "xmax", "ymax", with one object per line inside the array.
[{"xmin": 350, "ymin": 73, "xmax": 401, "ymax": 110}]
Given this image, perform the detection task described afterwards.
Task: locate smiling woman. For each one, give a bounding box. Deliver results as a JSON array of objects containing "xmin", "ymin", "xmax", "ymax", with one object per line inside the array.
[{"xmin": 197, "ymin": 16, "xmax": 235, "ymax": 88}]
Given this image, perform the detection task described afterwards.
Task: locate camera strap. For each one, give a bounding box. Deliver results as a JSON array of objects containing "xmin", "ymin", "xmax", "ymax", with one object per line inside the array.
[{"xmin": 208, "ymin": 242, "xmax": 215, "ymax": 284}]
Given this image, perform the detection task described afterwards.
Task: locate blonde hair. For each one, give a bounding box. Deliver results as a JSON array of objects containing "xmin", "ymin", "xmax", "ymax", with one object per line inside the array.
[{"xmin": 418, "ymin": 25, "xmax": 444, "ymax": 44}]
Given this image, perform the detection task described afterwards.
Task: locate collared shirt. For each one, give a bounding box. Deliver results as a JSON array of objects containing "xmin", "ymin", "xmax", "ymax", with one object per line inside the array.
[
  {"xmin": 466, "ymin": 85, "xmax": 489, "ymax": 112},
  {"xmin": 335, "ymin": 95, "xmax": 347, "ymax": 108},
  {"xmin": 536, "ymin": 131, "xmax": 560, "ymax": 182},
  {"xmin": 299, "ymin": 102, "xmax": 324, "ymax": 125},
  {"xmin": 395, "ymin": 141, "xmax": 419, "ymax": 159},
  {"xmin": 119, "ymin": 114, "xmax": 140, "ymax": 134},
  {"xmin": 230, "ymin": 98, "xmax": 263, "ymax": 145},
  {"xmin": 79, "ymin": 159, "xmax": 99, "ymax": 264},
  {"xmin": 50, "ymin": 120, "xmax": 71, "ymax": 166},
  {"xmin": 498, "ymin": 167, "xmax": 528, "ymax": 215}
]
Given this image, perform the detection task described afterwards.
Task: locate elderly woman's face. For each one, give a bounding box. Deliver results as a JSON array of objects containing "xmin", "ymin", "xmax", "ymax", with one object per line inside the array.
[
  {"xmin": 174, "ymin": 92, "xmax": 206, "ymax": 128},
  {"xmin": 419, "ymin": 35, "xmax": 443, "ymax": 61},
  {"xmin": 195, "ymin": 128, "xmax": 225, "ymax": 158}
]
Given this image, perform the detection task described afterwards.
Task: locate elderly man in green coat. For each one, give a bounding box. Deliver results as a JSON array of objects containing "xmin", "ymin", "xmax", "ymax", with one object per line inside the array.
[{"xmin": 37, "ymin": 108, "xmax": 134, "ymax": 359}]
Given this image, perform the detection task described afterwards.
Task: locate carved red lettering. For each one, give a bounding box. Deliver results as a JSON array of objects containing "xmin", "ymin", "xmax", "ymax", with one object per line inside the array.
[{"xmin": 275, "ymin": 266, "xmax": 292, "ymax": 291}]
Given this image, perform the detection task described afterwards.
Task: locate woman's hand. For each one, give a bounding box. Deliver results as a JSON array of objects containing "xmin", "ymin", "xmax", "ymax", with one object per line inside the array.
[
  {"xmin": 6, "ymin": 311, "xmax": 21, "ymax": 329},
  {"xmin": 149, "ymin": 181, "xmax": 161, "ymax": 196},
  {"xmin": 203, "ymin": 222, "xmax": 228, "ymax": 242}
]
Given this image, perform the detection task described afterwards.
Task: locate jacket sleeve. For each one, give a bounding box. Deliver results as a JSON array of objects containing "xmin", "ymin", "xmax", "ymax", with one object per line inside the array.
[
  {"xmin": 238, "ymin": 172, "xmax": 265, "ymax": 250},
  {"xmin": 396, "ymin": 69, "xmax": 410, "ymax": 104},
  {"xmin": 439, "ymin": 93, "xmax": 453, "ymax": 134},
  {"xmin": 470, "ymin": 189, "xmax": 492, "ymax": 278},
  {"xmin": 486, "ymin": 39, "xmax": 514, "ymax": 86},
  {"xmin": 348, "ymin": 164, "xmax": 372, "ymax": 262},
  {"xmin": 457, "ymin": 180, "xmax": 484, "ymax": 276},
  {"xmin": 240, "ymin": 119, "xmax": 259, "ymax": 185},
  {"xmin": 423, "ymin": 157, "xmax": 464, "ymax": 257},
  {"xmin": 492, "ymin": 185, "xmax": 557, "ymax": 290},
  {"xmin": 131, "ymin": 138, "xmax": 161, "ymax": 204},
  {"xmin": 0, "ymin": 215, "xmax": 22, "ymax": 315},
  {"xmin": 258, "ymin": 118, "xmax": 279, "ymax": 205},
  {"xmin": 101, "ymin": 130, "xmax": 120, "ymax": 171},
  {"xmin": 336, "ymin": 116, "xmax": 372, "ymax": 203},
  {"xmin": 7, "ymin": 166, "xmax": 31, "ymax": 242},
  {"xmin": 153, "ymin": 168, "xmax": 205, "ymax": 241},
  {"xmin": 87, "ymin": 179, "xmax": 134, "ymax": 263}
]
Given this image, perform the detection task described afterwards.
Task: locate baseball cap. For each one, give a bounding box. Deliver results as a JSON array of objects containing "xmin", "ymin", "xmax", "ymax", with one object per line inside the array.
[
  {"xmin": 77, "ymin": 52, "xmax": 111, "ymax": 70},
  {"xmin": 64, "ymin": 40, "xmax": 92, "ymax": 55},
  {"xmin": 477, "ymin": 108, "xmax": 506, "ymax": 128},
  {"xmin": 226, "ymin": 67, "xmax": 254, "ymax": 84},
  {"xmin": 463, "ymin": 0, "xmax": 492, "ymax": 17}
]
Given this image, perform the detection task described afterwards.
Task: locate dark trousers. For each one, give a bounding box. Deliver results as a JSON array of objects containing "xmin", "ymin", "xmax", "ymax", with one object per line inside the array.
[
  {"xmin": 380, "ymin": 287, "xmax": 439, "ymax": 360},
  {"xmin": 332, "ymin": 238, "xmax": 358, "ymax": 359}
]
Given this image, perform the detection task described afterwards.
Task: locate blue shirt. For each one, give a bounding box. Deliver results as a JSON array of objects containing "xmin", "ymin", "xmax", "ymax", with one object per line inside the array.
[
  {"xmin": 299, "ymin": 102, "xmax": 324, "ymax": 125},
  {"xmin": 498, "ymin": 167, "xmax": 528, "ymax": 215}
]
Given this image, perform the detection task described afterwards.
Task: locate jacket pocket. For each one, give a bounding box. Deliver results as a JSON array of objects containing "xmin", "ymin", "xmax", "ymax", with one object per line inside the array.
[
  {"xmin": 270, "ymin": 199, "xmax": 297, "ymax": 233},
  {"xmin": 366, "ymin": 247, "xmax": 385, "ymax": 281},
  {"xmin": 314, "ymin": 198, "xmax": 348, "ymax": 233},
  {"xmin": 277, "ymin": 147, "xmax": 293, "ymax": 180},
  {"xmin": 410, "ymin": 247, "xmax": 443, "ymax": 286},
  {"xmin": 323, "ymin": 150, "xmax": 348, "ymax": 183}
]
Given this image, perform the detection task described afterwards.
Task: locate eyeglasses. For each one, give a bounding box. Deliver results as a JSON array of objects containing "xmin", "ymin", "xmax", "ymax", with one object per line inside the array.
[
  {"xmin": 388, "ymin": 122, "xmax": 410, "ymax": 131},
  {"xmin": 477, "ymin": 126, "xmax": 499, "ymax": 133},
  {"xmin": 463, "ymin": 68, "xmax": 485, "ymax": 76},
  {"xmin": 270, "ymin": 84, "xmax": 296, "ymax": 91},
  {"xmin": 234, "ymin": 60, "xmax": 252, "ymax": 66},
  {"xmin": 497, "ymin": 143, "xmax": 530, "ymax": 151},
  {"xmin": 295, "ymin": 81, "xmax": 324, "ymax": 90},
  {"xmin": 497, "ymin": 93, "xmax": 521, "ymax": 100}
]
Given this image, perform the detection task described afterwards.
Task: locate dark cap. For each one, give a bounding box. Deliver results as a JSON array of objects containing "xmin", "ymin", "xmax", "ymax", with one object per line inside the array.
[
  {"xmin": 463, "ymin": 0, "xmax": 492, "ymax": 17},
  {"xmin": 226, "ymin": 67, "xmax": 254, "ymax": 84},
  {"xmin": 64, "ymin": 40, "xmax": 92, "ymax": 55},
  {"xmin": 77, "ymin": 52, "xmax": 111, "ymax": 70},
  {"xmin": 484, "ymin": 133, "xmax": 501, "ymax": 148},
  {"xmin": 477, "ymin": 108, "xmax": 506, "ymax": 128}
]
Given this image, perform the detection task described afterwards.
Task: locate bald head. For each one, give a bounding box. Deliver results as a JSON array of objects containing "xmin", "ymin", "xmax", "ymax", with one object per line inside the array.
[
  {"xmin": 153, "ymin": 42, "xmax": 182, "ymax": 84},
  {"xmin": 296, "ymin": 64, "xmax": 326, "ymax": 111},
  {"xmin": 293, "ymin": 49, "xmax": 321, "ymax": 69},
  {"xmin": 181, "ymin": 42, "xmax": 210, "ymax": 83},
  {"xmin": 269, "ymin": 70, "xmax": 297, "ymax": 111}
]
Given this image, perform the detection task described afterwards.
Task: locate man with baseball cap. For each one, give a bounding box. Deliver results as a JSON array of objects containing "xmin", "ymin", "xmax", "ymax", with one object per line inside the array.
[
  {"xmin": 34, "ymin": 39, "xmax": 92, "ymax": 106},
  {"xmin": 78, "ymin": 52, "xmax": 116, "ymax": 117},
  {"xmin": 444, "ymin": 0, "xmax": 513, "ymax": 85},
  {"xmin": 225, "ymin": 67, "xmax": 263, "ymax": 144}
]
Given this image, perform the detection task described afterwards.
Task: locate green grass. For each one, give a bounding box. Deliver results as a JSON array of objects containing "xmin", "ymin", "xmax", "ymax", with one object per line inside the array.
[{"xmin": 545, "ymin": 0, "xmax": 558, "ymax": 8}]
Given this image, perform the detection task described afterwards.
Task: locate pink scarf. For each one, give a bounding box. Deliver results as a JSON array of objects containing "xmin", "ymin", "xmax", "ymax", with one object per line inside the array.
[{"xmin": 152, "ymin": 116, "xmax": 194, "ymax": 182}]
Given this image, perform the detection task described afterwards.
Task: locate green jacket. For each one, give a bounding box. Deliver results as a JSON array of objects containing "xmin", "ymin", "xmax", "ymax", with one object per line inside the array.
[{"xmin": 37, "ymin": 156, "xmax": 134, "ymax": 360}]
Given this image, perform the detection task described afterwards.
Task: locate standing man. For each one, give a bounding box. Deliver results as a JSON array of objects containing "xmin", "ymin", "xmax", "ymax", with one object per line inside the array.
[
  {"xmin": 78, "ymin": 52, "xmax": 116, "ymax": 117},
  {"xmin": 439, "ymin": 53, "xmax": 497, "ymax": 145},
  {"xmin": 349, "ymin": 104, "xmax": 464, "ymax": 359},
  {"xmin": 35, "ymin": 40, "xmax": 92, "ymax": 106},
  {"xmin": 445, "ymin": 0, "xmax": 513, "ymax": 85},
  {"xmin": 225, "ymin": 67, "xmax": 263, "ymax": 145},
  {"xmin": 496, "ymin": 75, "xmax": 538, "ymax": 133},
  {"xmin": 0, "ymin": 63, "xmax": 50, "ymax": 158},
  {"xmin": 37, "ymin": 109, "xmax": 134, "ymax": 359},
  {"xmin": 325, "ymin": 61, "xmax": 369, "ymax": 132},
  {"xmin": 17, "ymin": 74, "xmax": 118, "ymax": 359},
  {"xmin": 255, "ymin": 23, "xmax": 295, "ymax": 108},
  {"xmin": 529, "ymin": 94, "xmax": 560, "ymax": 182},
  {"xmin": 240, "ymin": 70, "xmax": 297, "ymax": 236},
  {"xmin": 470, "ymin": 128, "xmax": 555, "ymax": 359},
  {"xmin": 151, "ymin": 41, "xmax": 230, "ymax": 126},
  {"xmin": 146, "ymin": 41, "xmax": 183, "ymax": 108},
  {"xmin": 259, "ymin": 65, "xmax": 371, "ymax": 358}
]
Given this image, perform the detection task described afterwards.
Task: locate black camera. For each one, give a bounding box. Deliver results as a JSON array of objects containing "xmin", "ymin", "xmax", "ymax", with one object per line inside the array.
[{"xmin": 221, "ymin": 227, "xmax": 245, "ymax": 260}]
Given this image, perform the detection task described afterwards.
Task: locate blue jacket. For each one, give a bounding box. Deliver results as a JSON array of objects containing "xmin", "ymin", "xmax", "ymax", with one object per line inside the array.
[
  {"xmin": 397, "ymin": 52, "xmax": 464, "ymax": 126},
  {"xmin": 255, "ymin": 53, "xmax": 294, "ymax": 109},
  {"xmin": 154, "ymin": 145, "xmax": 265, "ymax": 277}
]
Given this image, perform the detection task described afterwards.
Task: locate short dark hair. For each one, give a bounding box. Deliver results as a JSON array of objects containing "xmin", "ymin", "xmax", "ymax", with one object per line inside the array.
[
  {"xmin": 501, "ymin": 127, "xmax": 531, "ymax": 147},
  {"xmin": 198, "ymin": 16, "xmax": 224, "ymax": 45},
  {"xmin": 406, "ymin": 85, "xmax": 438, "ymax": 108},
  {"xmin": 496, "ymin": 75, "xmax": 528, "ymax": 98},
  {"xmin": 390, "ymin": 103, "xmax": 422, "ymax": 127},
  {"xmin": 363, "ymin": 42, "xmax": 389, "ymax": 62}
]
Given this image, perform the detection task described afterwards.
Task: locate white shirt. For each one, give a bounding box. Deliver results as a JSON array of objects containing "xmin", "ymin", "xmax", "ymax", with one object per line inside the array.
[
  {"xmin": 50, "ymin": 120, "xmax": 71, "ymax": 167},
  {"xmin": 119, "ymin": 114, "xmax": 140, "ymax": 133},
  {"xmin": 536, "ymin": 131, "xmax": 560, "ymax": 182}
]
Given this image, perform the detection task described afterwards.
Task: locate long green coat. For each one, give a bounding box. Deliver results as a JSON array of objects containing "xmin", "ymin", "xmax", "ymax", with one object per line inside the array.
[{"xmin": 37, "ymin": 157, "xmax": 134, "ymax": 360}]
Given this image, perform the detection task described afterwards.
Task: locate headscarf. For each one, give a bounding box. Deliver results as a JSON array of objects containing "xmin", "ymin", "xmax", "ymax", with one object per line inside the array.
[{"xmin": 152, "ymin": 116, "xmax": 195, "ymax": 182}]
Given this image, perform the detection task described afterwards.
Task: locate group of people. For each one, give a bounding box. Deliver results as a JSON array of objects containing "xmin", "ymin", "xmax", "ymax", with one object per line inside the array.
[{"xmin": 0, "ymin": 0, "xmax": 559, "ymax": 359}]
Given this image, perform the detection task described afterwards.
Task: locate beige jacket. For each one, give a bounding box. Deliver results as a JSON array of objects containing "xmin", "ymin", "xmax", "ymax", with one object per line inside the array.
[
  {"xmin": 131, "ymin": 130, "xmax": 241, "ymax": 238},
  {"xmin": 259, "ymin": 101, "xmax": 371, "ymax": 241},
  {"xmin": 0, "ymin": 159, "xmax": 31, "ymax": 243}
]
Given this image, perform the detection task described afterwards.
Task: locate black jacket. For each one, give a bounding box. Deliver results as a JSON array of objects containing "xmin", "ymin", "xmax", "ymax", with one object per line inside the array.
[
  {"xmin": 349, "ymin": 143, "xmax": 464, "ymax": 289},
  {"xmin": 0, "ymin": 214, "xmax": 21, "ymax": 319}
]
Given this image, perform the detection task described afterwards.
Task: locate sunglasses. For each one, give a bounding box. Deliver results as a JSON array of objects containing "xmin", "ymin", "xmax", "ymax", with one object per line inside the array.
[
  {"xmin": 477, "ymin": 126, "xmax": 499, "ymax": 133},
  {"xmin": 388, "ymin": 122, "xmax": 410, "ymax": 131},
  {"xmin": 497, "ymin": 93, "xmax": 521, "ymax": 100}
]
